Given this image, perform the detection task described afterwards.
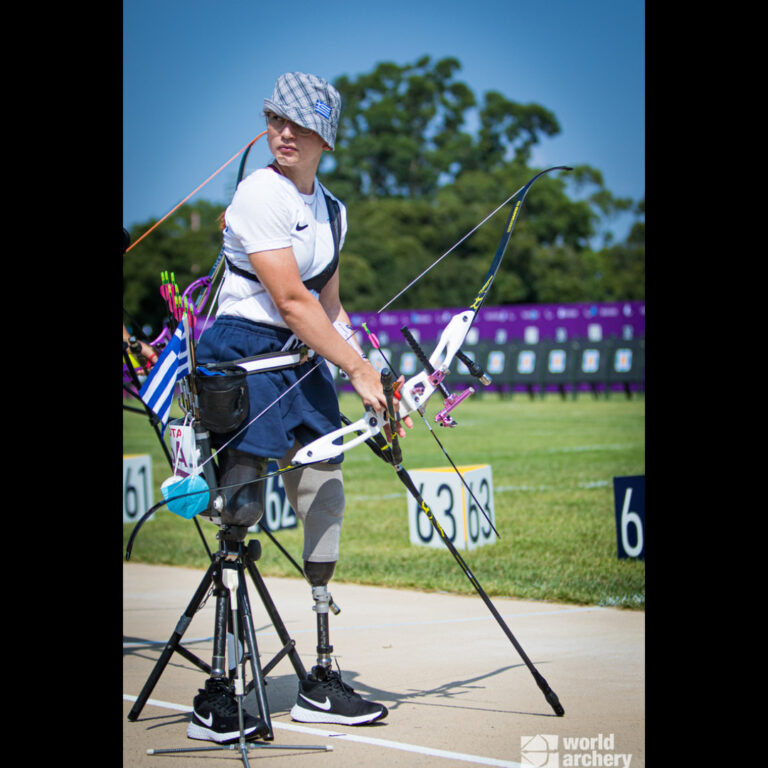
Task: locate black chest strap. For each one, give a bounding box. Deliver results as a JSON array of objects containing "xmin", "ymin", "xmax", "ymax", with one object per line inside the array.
[{"xmin": 225, "ymin": 183, "xmax": 341, "ymax": 294}]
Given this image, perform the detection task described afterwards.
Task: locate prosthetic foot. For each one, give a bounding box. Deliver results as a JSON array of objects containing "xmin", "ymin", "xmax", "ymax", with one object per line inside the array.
[{"xmin": 289, "ymin": 561, "xmax": 388, "ymax": 725}]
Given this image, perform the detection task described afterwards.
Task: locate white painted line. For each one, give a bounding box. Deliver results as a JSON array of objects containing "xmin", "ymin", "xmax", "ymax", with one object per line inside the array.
[
  {"xmin": 347, "ymin": 492, "xmax": 403, "ymax": 501},
  {"xmin": 545, "ymin": 443, "xmax": 640, "ymax": 453},
  {"xmin": 276, "ymin": 720, "xmax": 523, "ymax": 767},
  {"xmin": 496, "ymin": 479, "xmax": 611, "ymax": 493},
  {"xmin": 124, "ymin": 694, "xmax": 192, "ymax": 713},
  {"xmin": 124, "ymin": 694, "xmax": 522, "ymax": 767}
]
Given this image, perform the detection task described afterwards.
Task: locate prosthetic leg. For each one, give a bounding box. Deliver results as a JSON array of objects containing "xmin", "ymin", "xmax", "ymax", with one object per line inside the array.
[
  {"xmin": 289, "ymin": 560, "xmax": 389, "ymax": 725},
  {"xmin": 305, "ymin": 560, "xmax": 339, "ymax": 675}
]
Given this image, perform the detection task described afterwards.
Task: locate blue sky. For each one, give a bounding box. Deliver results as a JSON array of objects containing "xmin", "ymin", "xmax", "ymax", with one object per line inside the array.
[{"xmin": 123, "ymin": 0, "xmax": 644, "ymax": 242}]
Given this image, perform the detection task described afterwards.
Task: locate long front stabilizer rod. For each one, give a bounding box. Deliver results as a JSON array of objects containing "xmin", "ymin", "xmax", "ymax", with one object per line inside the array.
[
  {"xmin": 393, "ymin": 465, "xmax": 565, "ymax": 716},
  {"xmin": 342, "ymin": 415, "xmax": 565, "ymax": 717}
]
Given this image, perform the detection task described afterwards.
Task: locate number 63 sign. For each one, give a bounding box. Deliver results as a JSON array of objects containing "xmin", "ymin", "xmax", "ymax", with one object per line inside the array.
[{"xmin": 407, "ymin": 465, "xmax": 496, "ymax": 551}]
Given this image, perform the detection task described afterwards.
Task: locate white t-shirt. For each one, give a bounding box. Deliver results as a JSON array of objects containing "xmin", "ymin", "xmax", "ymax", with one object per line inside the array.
[{"xmin": 216, "ymin": 168, "xmax": 347, "ymax": 327}]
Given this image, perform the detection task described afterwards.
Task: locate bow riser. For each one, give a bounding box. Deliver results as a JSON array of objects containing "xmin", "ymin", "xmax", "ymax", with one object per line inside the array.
[
  {"xmin": 289, "ymin": 310, "xmax": 476, "ymax": 464},
  {"xmin": 400, "ymin": 310, "xmax": 475, "ymax": 415}
]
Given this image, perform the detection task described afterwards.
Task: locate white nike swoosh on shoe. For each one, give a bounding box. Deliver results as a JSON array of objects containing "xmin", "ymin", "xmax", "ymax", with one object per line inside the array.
[
  {"xmin": 299, "ymin": 693, "xmax": 332, "ymax": 710},
  {"xmin": 196, "ymin": 711, "xmax": 214, "ymax": 726}
]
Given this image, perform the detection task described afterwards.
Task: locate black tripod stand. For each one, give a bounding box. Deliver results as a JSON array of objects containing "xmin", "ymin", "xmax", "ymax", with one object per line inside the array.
[
  {"xmin": 127, "ymin": 528, "xmax": 332, "ymax": 762},
  {"xmin": 123, "ymin": 329, "xmax": 333, "ymax": 760}
]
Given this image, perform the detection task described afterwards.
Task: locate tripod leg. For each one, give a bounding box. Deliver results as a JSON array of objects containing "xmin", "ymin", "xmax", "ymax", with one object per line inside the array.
[
  {"xmin": 244, "ymin": 552, "xmax": 307, "ymax": 681},
  {"xmin": 129, "ymin": 547, "xmax": 333, "ymax": 759},
  {"xmin": 128, "ymin": 561, "xmax": 215, "ymax": 721},
  {"xmin": 222, "ymin": 564, "xmax": 257, "ymax": 766},
  {"xmin": 211, "ymin": 563, "xmax": 230, "ymax": 679},
  {"xmin": 235, "ymin": 565, "xmax": 274, "ymax": 740}
]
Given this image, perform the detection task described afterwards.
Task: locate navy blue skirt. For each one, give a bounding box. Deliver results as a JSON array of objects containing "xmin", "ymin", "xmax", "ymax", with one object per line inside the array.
[{"xmin": 195, "ymin": 315, "xmax": 342, "ymax": 462}]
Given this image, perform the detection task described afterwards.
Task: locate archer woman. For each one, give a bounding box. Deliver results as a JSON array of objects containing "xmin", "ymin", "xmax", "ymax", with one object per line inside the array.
[{"xmin": 189, "ymin": 71, "xmax": 411, "ymax": 743}]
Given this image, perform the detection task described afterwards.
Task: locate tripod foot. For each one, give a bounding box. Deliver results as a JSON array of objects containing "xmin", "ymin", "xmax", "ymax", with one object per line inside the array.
[{"xmin": 147, "ymin": 743, "xmax": 334, "ymax": 755}]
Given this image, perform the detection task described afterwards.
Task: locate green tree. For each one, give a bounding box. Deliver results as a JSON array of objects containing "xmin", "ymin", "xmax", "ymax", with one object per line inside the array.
[
  {"xmin": 323, "ymin": 55, "xmax": 561, "ymax": 201},
  {"xmin": 593, "ymin": 199, "xmax": 645, "ymax": 300}
]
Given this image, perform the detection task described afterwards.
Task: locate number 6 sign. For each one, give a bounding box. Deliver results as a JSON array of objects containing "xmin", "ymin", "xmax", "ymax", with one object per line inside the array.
[{"xmin": 613, "ymin": 475, "xmax": 645, "ymax": 559}]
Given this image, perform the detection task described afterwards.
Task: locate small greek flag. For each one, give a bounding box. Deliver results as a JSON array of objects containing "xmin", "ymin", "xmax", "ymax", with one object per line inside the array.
[
  {"xmin": 314, "ymin": 99, "xmax": 332, "ymax": 119},
  {"xmin": 138, "ymin": 323, "xmax": 190, "ymax": 433}
]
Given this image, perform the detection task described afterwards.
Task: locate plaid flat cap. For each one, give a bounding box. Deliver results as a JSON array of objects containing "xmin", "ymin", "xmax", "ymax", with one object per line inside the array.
[{"xmin": 263, "ymin": 72, "xmax": 341, "ymax": 149}]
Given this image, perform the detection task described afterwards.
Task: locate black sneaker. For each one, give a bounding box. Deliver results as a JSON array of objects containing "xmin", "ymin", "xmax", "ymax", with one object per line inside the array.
[
  {"xmin": 290, "ymin": 665, "xmax": 388, "ymax": 725},
  {"xmin": 187, "ymin": 678, "xmax": 269, "ymax": 743}
]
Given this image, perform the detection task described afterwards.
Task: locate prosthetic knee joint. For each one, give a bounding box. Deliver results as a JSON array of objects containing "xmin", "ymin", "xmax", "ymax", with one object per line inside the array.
[{"xmin": 304, "ymin": 561, "xmax": 340, "ymax": 673}]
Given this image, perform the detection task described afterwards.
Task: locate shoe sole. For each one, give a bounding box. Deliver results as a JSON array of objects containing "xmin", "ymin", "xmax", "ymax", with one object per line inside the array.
[
  {"xmin": 187, "ymin": 720, "xmax": 266, "ymax": 743},
  {"xmin": 290, "ymin": 703, "xmax": 387, "ymax": 726}
]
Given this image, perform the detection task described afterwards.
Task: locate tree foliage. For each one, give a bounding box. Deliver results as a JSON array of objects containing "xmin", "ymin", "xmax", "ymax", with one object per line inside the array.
[
  {"xmin": 322, "ymin": 56, "xmax": 562, "ymax": 200},
  {"xmin": 124, "ymin": 56, "xmax": 644, "ymax": 338}
]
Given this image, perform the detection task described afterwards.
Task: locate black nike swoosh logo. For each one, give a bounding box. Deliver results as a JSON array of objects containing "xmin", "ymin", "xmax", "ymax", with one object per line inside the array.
[{"xmin": 296, "ymin": 223, "xmax": 309, "ymax": 231}]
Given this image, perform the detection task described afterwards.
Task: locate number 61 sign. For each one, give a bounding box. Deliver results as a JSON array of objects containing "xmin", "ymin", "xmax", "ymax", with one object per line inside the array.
[
  {"xmin": 407, "ymin": 465, "xmax": 496, "ymax": 551},
  {"xmin": 123, "ymin": 454, "xmax": 154, "ymax": 523}
]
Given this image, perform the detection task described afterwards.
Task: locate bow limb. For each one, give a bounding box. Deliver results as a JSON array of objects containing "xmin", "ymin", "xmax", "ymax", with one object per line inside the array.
[
  {"xmin": 364, "ymin": 166, "xmax": 573, "ymax": 421},
  {"xmin": 468, "ymin": 165, "xmax": 572, "ymax": 315},
  {"xmin": 378, "ymin": 165, "xmax": 572, "ymax": 313},
  {"xmin": 126, "ymin": 404, "xmax": 384, "ymax": 561},
  {"xmin": 129, "ymin": 404, "xmax": 383, "ymax": 559},
  {"xmin": 291, "ymin": 407, "xmax": 385, "ymax": 464}
]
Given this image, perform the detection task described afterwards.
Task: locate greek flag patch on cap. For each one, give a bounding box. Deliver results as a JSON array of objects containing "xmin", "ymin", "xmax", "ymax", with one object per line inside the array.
[
  {"xmin": 315, "ymin": 100, "xmax": 332, "ymax": 119},
  {"xmin": 264, "ymin": 72, "xmax": 341, "ymax": 148}
]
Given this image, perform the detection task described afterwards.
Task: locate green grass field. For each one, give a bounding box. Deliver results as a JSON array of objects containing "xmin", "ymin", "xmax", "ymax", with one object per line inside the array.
[{"xmin": 123, "ymin": 389, "xmax": 645, "ymax": 609}]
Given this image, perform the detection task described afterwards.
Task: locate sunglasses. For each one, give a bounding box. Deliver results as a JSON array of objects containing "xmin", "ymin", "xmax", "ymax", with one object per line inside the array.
[{"xmin": 265, "ymin": 112, "xmax": 314, "ymax": 136}]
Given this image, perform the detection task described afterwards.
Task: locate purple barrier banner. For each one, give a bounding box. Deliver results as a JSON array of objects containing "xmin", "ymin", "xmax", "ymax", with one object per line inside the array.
[{"xmin": 349, "ymin": 301, "xmax": 645, "ymax": 347}]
